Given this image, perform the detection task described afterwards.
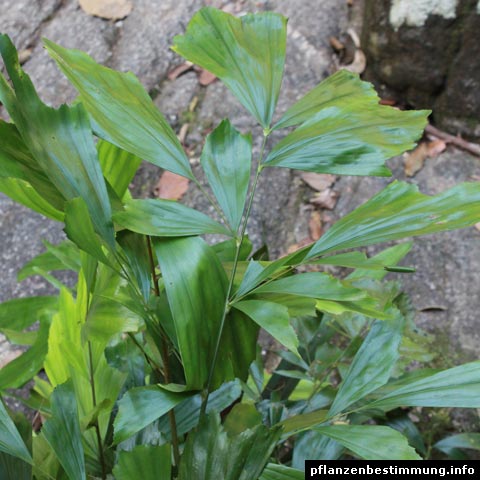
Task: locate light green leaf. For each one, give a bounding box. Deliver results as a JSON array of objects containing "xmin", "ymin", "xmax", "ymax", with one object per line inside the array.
[
  {"xmin": 434, "ymin": 433, "xmax": 480, "ymax": 456},
  {"xmin": 234, "ymin": 300, "xmax": 299, "ymax": 356},
  {"xmin": 254, "ymin": 272, "xmax": 367, "ymax": 301},
  {"xmin": 173, "ymin": 7, "xmax": 287, "ymax": 128},
  {"xmin": 113, "ymin": 445, "xmax": 171, "ymax": 480},
  {"xmin": 18, "ymin": 240, "xmax": 81, "ymax": 281},
  {"xmin": 367, "ymin": 361, "xmax": 480, "ymax": 409},
  {"xmin": 114, "ymin": 198, "xmax": 231, "ymax": 237},
  {"xmin": 113, "ymin": 386, "xmax": 191, "ymax": 444},
  {"xmin": 316, "ymin": 425, "xmax": 421, "ymax": 460},
  {"xmin": 265, "ymin": 72, "xmax": 429, "ymax": 176},
  {"xmin": 0, "ymin": 400, "xmax": 32, "ymax": 464},
  {"xmin": 201, "ymin": 119, "xmax": 252, "ymax": 231},
  {"xmin": 97, "ymin": 139, "xmax": 142, "ymax": 199},
  {"xmin": 0, "ymin": 35, "xmax": 114, "ymax": 246},
  {"xmin": 259, "ymin": 464, "xmax": 304, "ymax": 480},
  {"xmin": 154, "ymin": 236, "xmax": 231, "ymax": 389},
  {"xmin": 44, "ymin": 39, "xmax": 193, "ymax": 180},
  {"xmin": 308, "ymin": 181, "xmax": 480, "ymax": 258},
  {"xmin": 0, "ymin": 318, "xmax": 50, "ymax": 390},
  {"xmin": 178, "ymin": 414, "xmax": 281, "ymax": 480},
  {"xmin": 273, "ymin": 70, "xmax": 379, "ymax": 130},
  {"xmin": 0, "ymin": 177, "xmax": 64, "ymax": 221},
  {"xmin": 0, "ymin": 296, "xmax": 57, "ymax": 333},
  {"xmin": 329, "ymin": 311, "xmax": 404, "ymax": 416},
  {"xmin": 42, "ymin": 381, "xmax": 86, "ymax": 480}
]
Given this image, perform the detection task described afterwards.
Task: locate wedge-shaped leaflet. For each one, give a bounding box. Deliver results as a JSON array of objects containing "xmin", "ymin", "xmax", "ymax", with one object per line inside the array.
[
  {"xmin": 0, "ymin": 400, "xmax": 32, "ymax": 464},
  {"xmin": 97, "ymin": 140, "xmax": 142, "ymax": 199},
  {"xmin": 173, "ymin": 7, "xmax": 287, "ymax": 128},
  {"xmin": 113, "ymin": 445, "xmax": 171, "ymax": 480},
  {"xmin": 114, "ymin": 386, "xmax": 191, "ymax": 444},
  {"xmin": 260, "ymin": 464, "xmax": 304, "ymax": 480},
  {"xmin": 273, "ymin": 70, "xmax": 379, "ymax": 130},
  {"xmin": 178, "ymin": 413, "xmax": 281, "ymax": 480},
  {"xmin": 254, "ymin": 272, "xmax": 367, "ymax": 301},
  {"xmin": 265, "ymin": 70, "xmax": 429, "ymax": 177},
  {"xmin": 42, "ymin": 381, "xmax": 86, "ymax": 480},
  {"xmin": 0, "ymin": 121, "xmax": 64, "ymax": 219},
  {"xmin": 366, "ymin": 361, "xmax": 480, "ymax": 410},
  {"xmin": 0, "ymin": 318, "xmax": 50, "ymax": 390},
  {"xmin": 154, "ymin": 237, "xmax": 229, "ymax": 389},
  {"xmin": 316, "ymin": 425, "xmax": 421, "ymax": 460},
  {"xmin": 44, "ymin": 39, "xmax": 193, "ymax": 180},
  {"xmin": 114, "ymin": 198, "xmax": 230, "ymax": 237},
  {"xmin": 329, "ymin": 312, "xmax": 404, "ymax": 416},
  {"xmin": 434, "ymin": 433, "xmax": 480, "ymax": 456},
  {"xmin": 0, "ymin": 296, "xmax": 56, "ymax": 333},
  {"xmin": 234, "ymin": 300, "xmax": 299, "ymax": 356},
  {"xmin": 0, "ymin": 35, "xmax": 114, "ymax": 246},
  {"xmin": 201, "ymin": 120, "xmax": 252, "ymax": 231},
  {"xmin": 308, "ymin": 181, "xmax": 480, "ymax": 259}
]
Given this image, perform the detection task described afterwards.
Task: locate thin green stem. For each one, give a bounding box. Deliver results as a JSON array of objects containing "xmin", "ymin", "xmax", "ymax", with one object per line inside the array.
[
  {"xmin": 200, "ymin": 135, "xmax": 269, "ymax": 418},
  {"xmin": 146, "ymin": 236, "xmax": 181, "ymax": 471},
  {"xmin": 88, "ymin": 342, "xmax": 107, "ymax": 480}
]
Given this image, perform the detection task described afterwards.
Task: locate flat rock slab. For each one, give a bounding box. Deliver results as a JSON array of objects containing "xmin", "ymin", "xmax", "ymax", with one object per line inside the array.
[{"xmin": 0, "ymin": 0, "xmax": 479, "ymax": 371}]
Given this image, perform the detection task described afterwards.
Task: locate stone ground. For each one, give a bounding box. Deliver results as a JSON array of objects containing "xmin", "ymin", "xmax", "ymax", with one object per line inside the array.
[{"xmin": 0, "ymin": 0, "xmax": 479, "ymax": 423}]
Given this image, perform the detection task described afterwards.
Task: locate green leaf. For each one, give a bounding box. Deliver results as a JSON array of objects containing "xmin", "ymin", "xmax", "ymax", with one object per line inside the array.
[
  {"xmin": 114, "ymin": 386, "xmax": 191, "ymax": 444},
  {"xmin": 434, "ymin": 433, "xmax": 480, "ymax": 456},
  {"xmin": 154, "ymin": 236, "xmax": 230, "ymax": 389},
  {"xmin": 97, "ymin": 139, "xmax": 142, "ymax": 199},
  {"xmin": 259, "ymin": 464, "xmax": 304, "ymax": 480},
  {"xmin": 173, "ymin": 7, "xmax": 287, "ymax": 128},
  {"xmin": 224, "ymin": 403, "xmax": 262, "ymax": 436},
  {"xmin": 387, "ymin": 416, "xmax": 426, "ymax": 456},
  {"xmin": 273, "ymin": 70, "xmax": 379, "ymax": 130},
  {"xmin": 64, "ymin": 198, "xmax": 112, "ymax": 265},
  {"xmin": 0, "ymin": 296, "xmax": 57, "ymax": 332},
  {"xmin": 201, "ymin": 119, "xmax": 252, "ymax": 231},
  {"xmin": 42, "ymin": 381, "xmax": 86, "ymax": 480},
  {"xmin": 157, "ymin": 380, "xmax": 242, "ymax": 439},
  {"xmin": 292, "ymin": 433, "xmax": 343, "ymax": 466},
  {"xmin": 44, "ymin": 39, "xmax": 193, "ymax": 180},
  {"xmin": 315, "ymin": 425, "xmax": 421, "ymax": 460},
  {"xmin": 212, "ymin": 236, "xmax": 253, "ymax": 262},
  {"xmin": 367, "ymin": 361, "xmax": 480, "ymax": 409},
  {"xmin": 0, "ymin": 35, "xmax": 114, "ymax": 246},
  {"xmin": 234, "ymin": 300, "xmax": 299, "ymax": 356},
  {"xmin": 114, "ymin": 198, "xmax": 231, "ymax": 237},
  {"xmin": 308, "ymin": 181, "xmax": 480, "ymax": 258},
  {"xmin": 278, "ymin": 409, "xmax": 329, "ymax": 435},
  {"xmin": 113, "ymin": 445, "xmax": 171, "ymax": 480},
  {"xmin": 0, "ymin": 400, "xmax": 32, "ymax": 464},
  {"xmin": 178, "ymin": 414, "xmax": 282, "ymax": 480},
  {"xmin": 0, "ymin": 177, "xmax": 64, "ymax": 221},
  {"xmin": 0, "ymin": 318, "xmax": 50, "ymax": 390},
  {"xmin": 265, "ymin": 72, "xmax": 429, "ymax": 176},
  {"xmin": 254, "ymin": 272, "xmax": 367, "ymax": 301},
  {"xmin": 0, "ymin": 119, "xmax": 65, "ymax": 215},
  {"xmin": 18, "ymin": 240, "xmax": 81, "ymax": 281},
  {"xmin": 329, "ymin": 311, "xmax": 404, "ymax": 416}
]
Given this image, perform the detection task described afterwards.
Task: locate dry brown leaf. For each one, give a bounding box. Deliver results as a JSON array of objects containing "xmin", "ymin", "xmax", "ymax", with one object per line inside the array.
[
  {"xmin": 154, "ymin": 171, "xmax": 189, "ymax": 200},
  {"xmin": 18, "ymin": 48, "xmax": 32, "ymax": 65},
  {"xmin": 167, "ymin": 61, "xmax": 193, "ymax": 81},
  {"xmin": 404, "ymin": 143, "xmax": 429, "ymax": 177},
  {"xmin": 309, "ymin": 210, "xmax": 323, "ymax": 241},
  {"xmin": 340, "ymin": 49, "xmax": 366, "ymax": 74},
  {"xmin": 198, "ymin": 69, "xmax": 217, "ymax": 86},
  {"xmin": 329, "ymin": 36, "xmax": 345, "ymax": 52},
  {"xmin": 177, "ymin": 123, "xmax": 189, "ymax": 145},
  {"xmin": 475, "ymin": 222, "xmax": 480, "ymax": 232},
  {"xmin": 300, "ymin": 172, "xmax": 336, "ymax": 191},
  {"xmin": 286, "ymin": 237, "xmax": 312, "ymax": 255},
  {"xmin": 310, "ymin": 188, "xmax": 339, "ymax": 210},
  {"xmin": 379, "ymin": 98, "xmax": 397, "ymax": 106},
  {"xmin": 79, "ymin": 0, "xmax": 132, "ymax": 20},
  {"xmin": 404, "ymin": 139, "xmax": 447, "ymax": 177}
]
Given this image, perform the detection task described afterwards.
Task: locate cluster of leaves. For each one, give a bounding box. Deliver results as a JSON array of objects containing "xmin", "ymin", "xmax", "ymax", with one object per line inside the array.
[{"xmin": 1, "ymin": 7, "xmax": 480, "ymax": 479}]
